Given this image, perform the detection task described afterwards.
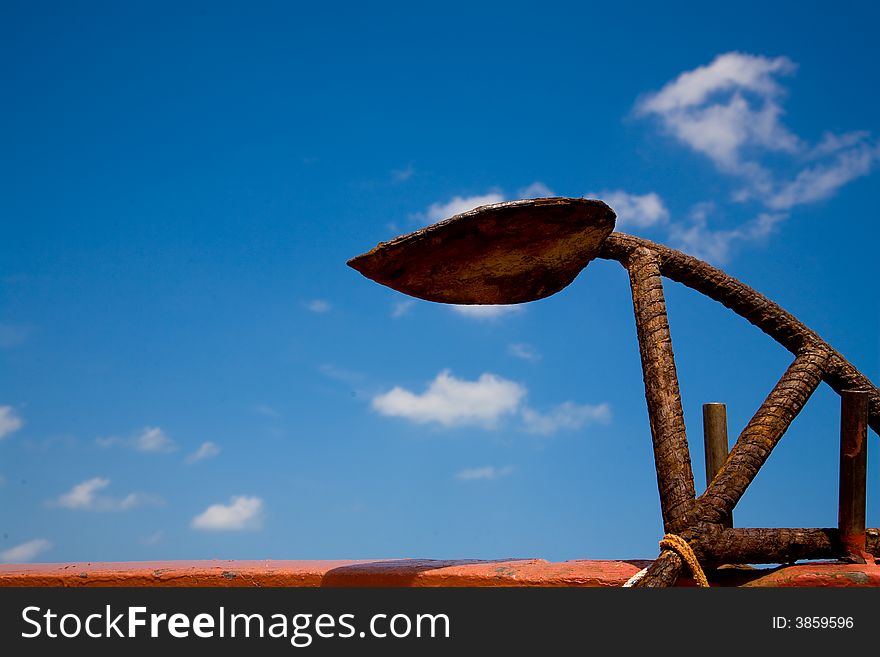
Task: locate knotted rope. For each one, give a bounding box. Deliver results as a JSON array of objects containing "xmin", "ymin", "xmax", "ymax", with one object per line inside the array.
[
  {"xmin": 622, "ymin": 534, "xmax": 710, "ymax": 587},
  {"xmin": 659, "ymin": 533, "xmax": 709, "ymax": 587}
]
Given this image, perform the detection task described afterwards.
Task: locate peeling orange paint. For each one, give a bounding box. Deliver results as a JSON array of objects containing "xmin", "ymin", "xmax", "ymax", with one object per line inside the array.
[{"xmin": 0, "ymin": 558, "xmax": 877, "ymax": 587}]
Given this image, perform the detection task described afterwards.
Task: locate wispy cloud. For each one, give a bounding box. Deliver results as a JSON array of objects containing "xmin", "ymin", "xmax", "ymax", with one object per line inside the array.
[
  {"xmin": 667, "ymin": 205, "xmax": 786, "ymax": 263},
  {"xmin": 508, "ymin": 343, "xmax": 541, "ymax": 363},
  {"xmin": 319, "ymin": 363, "xmax": 366, "ymax": 386},
  {"xmin": 0, "ymin": 406, "xmax": 23, "ymax": 440},
  {"xmin": 186, "ymin": 441, "xmax": 220, "ymax": 464},
  {"xmin": 372, "ymin": 370, "xmax": 526, "ymax": 429},
  {"xmin": 143, "ymin": 530, "xmax": 165, "ymax": 546},
  {"xmin": 0, "ymin": 323, "xmax": 30, "ymax": 348},
  {"xmin": 418, "ymin": 192, "xmax": 506, "ymax": 226},
  {"xmin": 51, "ymin": 477, "xmax": 162, "ymax": 512},
  {"xmin": 391, "ymin": 163, "xmax": 415, "ymax": 182},
  {"xmin": 521, "ymin": 402, "xmax": 611, "ymax": 436},
  {"xmin": 456, "ymin": 465, "xmax": 514, "ymax": 481},
  {"xmin": 254, "ymin": 404, "xmax": 280, "ymax": 418},
  {"xmin": 0, "ymin": 538, "xmax": 51, "ymax": 563},
  {"xmin": 391, "ymin": 299, "xmax": 415, "ymax": 318},
  {"xmin": 436, "ymin": 278, "xmax": 523, "ymax": 320},
  {"xmin": 450, "ymin": 304, "xmax": 524, "ymax": 320},
  {"xmin": 306, "ymin": 299, "xmax": 332, "ymax": 314},
  {"xmin": 766, "ymin": 144, "xmax": 879, "ymax": 209},
  {"xmin": 588, "ymin": 190, "xmax": 669, "ymax": 228},
  {"xmin": 416, "ymin": 182, "xmax": 551, "ymax": 226},
  {"xmin": 517, "ymin": 181, "xmax": 555, "ymax": 198},
  {"xmin": 96, "ymin": 426, "xmax": 177, "ymax": 453},
  {"xmin": 191, "ymin": 495, "xmax": 264, "ymax": 531}
]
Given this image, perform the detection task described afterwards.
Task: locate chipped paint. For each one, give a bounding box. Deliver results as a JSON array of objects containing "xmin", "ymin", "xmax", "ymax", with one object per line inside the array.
[{"xmin": 0, "ymin": 558, "xmax": 877, "ymax": 587}]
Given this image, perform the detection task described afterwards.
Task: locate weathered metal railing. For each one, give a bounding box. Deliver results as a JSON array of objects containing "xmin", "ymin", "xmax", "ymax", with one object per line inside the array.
[{"xmin": 348, "ymin": 197, "xmax": 878, "ymax": 587}]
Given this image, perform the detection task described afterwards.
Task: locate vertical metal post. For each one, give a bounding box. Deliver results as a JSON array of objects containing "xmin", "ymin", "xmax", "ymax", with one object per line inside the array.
[
  {"xmin": 702, "ymin": 402, "xmax": 732, "ymax": 528},
  {"xmin": 839, "ymin": 390, "xmax": 868, "ymax": 561}
]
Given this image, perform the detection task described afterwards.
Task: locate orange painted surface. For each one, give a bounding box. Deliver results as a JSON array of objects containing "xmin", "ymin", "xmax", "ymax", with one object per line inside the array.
[
  {"xmin": 0, "ymin": 557, "xmax": 877, "ymax": 587},
  {"xmin": 739, "ymin": 561, "xmax": 880, "ymax": 587}
]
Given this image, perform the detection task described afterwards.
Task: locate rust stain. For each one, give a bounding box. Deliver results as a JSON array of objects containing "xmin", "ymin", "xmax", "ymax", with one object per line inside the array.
[{"xmin": 844, "ymin": 572, "xmax": 870, "ymax": 584}]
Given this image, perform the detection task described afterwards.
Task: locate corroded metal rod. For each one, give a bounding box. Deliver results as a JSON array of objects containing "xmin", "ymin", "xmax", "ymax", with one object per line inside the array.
[
  {"xmin": 635, "ymin": 526, "xmax": 880, "ymax": 586},
  {"xmin": 625, "ymin": 246, "xmax": 696, "ymax": 533},
  {"xmin": 693, "ymin": 526, "xmax": 879, "ymax": 565},
  {"xmin": 600, "ymin": 233, "xmax": 880, "ymax": 436},
  {"xmin": 839, "ymin": 390, "xmax": 869, "ymax": 560},
  {"xmin": 703, "ymin": 403, "xmax": 732, "ymax": 528},
  {"xmin": 632, "ymin": 550, "xmax": 684, "ymax": 588},
  {"xmin": 695, "ymin": 349, "xmax": 830, "ymax": 524}
]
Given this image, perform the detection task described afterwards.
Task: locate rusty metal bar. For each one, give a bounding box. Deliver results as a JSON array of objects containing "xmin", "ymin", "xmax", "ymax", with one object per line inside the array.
[
  {"xmin": 695, "ymin": 349, "xmax": 830, "ymax": 524},
  {"xmin": 703, "ymin": 403, "xmax": 732, "ymax": 528},
  {"xmin": 690, "ymin": 526, "xmax": 880, "ymax": 565},
  {"xmin": 625, "ymin": 247, "xmax": 696, "ymax": 533},
  {"xmin": 839, "ymin": 390, "xmax": 869, "ymax": 560},
  {"xmin": 600, "ymin": 233, "xmax": 880, "ymax": 437},
  {"xmin": 631, "ymin": 550, "xmax": 684, "ymax": 588}
]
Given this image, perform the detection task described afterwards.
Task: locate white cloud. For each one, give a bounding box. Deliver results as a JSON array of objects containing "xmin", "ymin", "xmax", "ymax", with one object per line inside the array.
[
  {"xmin": 521, "ymin": 402, "xmax": 611, "ymax": 436},
  {"xmin": 0, "ymin": 406, "xmax": 23, "ymax": 439},
  {"xmin": 306, "ymin": 299, "xmax": 332, "ymax": 314},
  {"xmin": 391, "ymin": 299, "xmax": 415, "ymax": 318},
  {"xmin": 637, "ymin": 52, "xmax": 799, "ymax": 175},
  {"xmin": 191, "ymin": 495, "xmax": 264, "ymax": 531},
  {"xmin": 143, "ymin": 530, "xmax": 165, "ymax": 546},
  {"xmin": 372, "ymin": 370, "xmax": 526, "ymax": 428},
  {"xmin": 52, "ymin": 477, "xmax": 161, "ymax": 512},
  {"xmin": 1, "ymin": 538, "xmax": 51, "ymax": 563},
  {"xmin": 132, "ymin": 427, "xmax": 176, "ymax": 452},
  {"xmin": 186, "ymin": 441, "xmax": 220, "ymax": 464},
  {"xmin": 638, "ymin": 52, "xmax": 795, "ymax": 115},
  {"xmin": 56, "ymin": 477, "xmax": 109, "ymax": 509},
  {"xmin": 808, "ymin": 130, "xmax": 871, "ymax": 159},
  {"xmin": 420, "ymin": 192, "xmax": 505, "ymax": 225},
  {"xmin": 767, "ymin": 143, "xmax": 879, "ymax": 209},
  {"xmin": 668, "ymin": 209, "xmax": 787, "ymax": 263},
  {"xmin": 508, "ymin": 343, "xmax": 541, "ymax": 363},
  {"xmin": 632, "ymin": 52, "xmax": 879, "ymax": 262},
  {"xmin": 637, "ymin": 52, "xmax": 878, "ymax": 202},
  {"xmin": 517, "ymin": 181, "xmax": 555, "ymax": 198},
  {"xmin": 451, "ymin": 304, "xmax": 523, "ymax": 320},
  {"xmin": 456, "ymin": 465, "xmax": 514, "ymax": 481},
  {"xmin": 96, "ymin": 426, "xmax": 177, "ymax": 453},
  {"xmin": 589, "ymin": 191, "xmax": 785, "ymax": 264},
  {"xmin": 417, "ymin": 182, "xmax": 552, "ymax": 227},
  {"xmin": 590, "ymin": 190, "xmax": 669, "ymax": 228}
]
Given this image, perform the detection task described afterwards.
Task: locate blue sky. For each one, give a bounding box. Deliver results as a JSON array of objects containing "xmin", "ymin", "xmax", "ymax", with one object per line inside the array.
[{"xmin": 1, "ymin": 1, "xmax": 878, "ymax": 565}]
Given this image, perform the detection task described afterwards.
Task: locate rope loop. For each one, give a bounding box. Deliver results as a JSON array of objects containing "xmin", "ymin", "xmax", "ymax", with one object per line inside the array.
[{"xmin": 659, "ymin": 533, "xmax": 710, "ymax": 587}]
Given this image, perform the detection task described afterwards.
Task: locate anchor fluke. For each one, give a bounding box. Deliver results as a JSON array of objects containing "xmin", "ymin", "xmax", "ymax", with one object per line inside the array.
[{"xmin": 347, "ymin": 197, "xmax": 616, "ymax": 305}]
